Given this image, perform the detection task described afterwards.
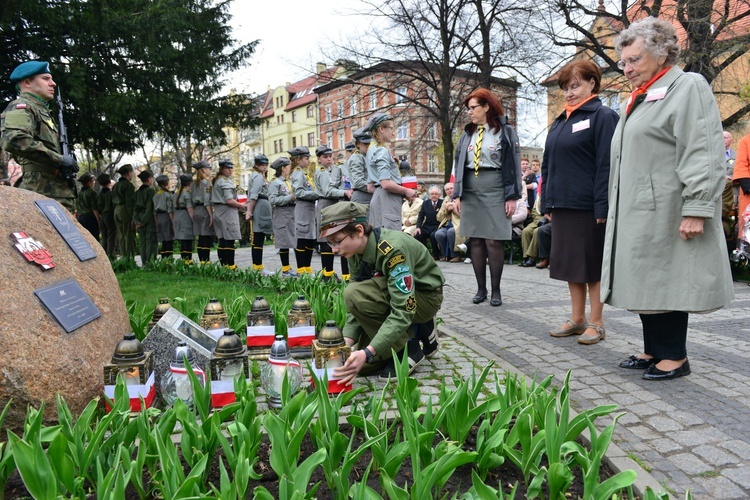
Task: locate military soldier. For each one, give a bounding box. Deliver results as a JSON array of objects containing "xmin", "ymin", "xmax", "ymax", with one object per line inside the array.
[
  {"xmin": 134, "ymin": 170, "xmax": 157, "ymax": 264},
  {"xmin": 97, "ymin": 173, "xmax": 117, "ymax": 257},
  {"xmin": 0, "ymin": 61, "xmax": 78, "ymax": 212},
  {"xmin": 76, "ymin": 172, "xmax": 100, "ymax": 240},
  {"xmin": 112, "ymin": 164, "xmax": 137, "ymax": 260},
  {"xmin": 321, "ymin": 202, "xmax": 444, "ymax": 383}
]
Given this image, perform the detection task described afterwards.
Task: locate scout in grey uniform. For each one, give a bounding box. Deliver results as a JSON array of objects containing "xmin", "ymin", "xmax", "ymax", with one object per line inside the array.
[
  {"xmin": 268, "ymin": 157, "xmax": 298, "ymax": 277},
  {"xmin": 329, "ymin": 142, "xmax": 357, "ymax": 280},
  {"xmin": 173, "ymin": 173, "xmax": 195, "ymax": 262},
  {"xmin": 245, "ymin": 154, "xmax": 274, "ymax": 276},
  {"xmin": 314, "ymin": 144, "xmax": 352, "ymax": 281},
  {"xmin": 191, "ymin": 161, "xmax": 214, "ymax": 264},
  {"xmin": 320, "ymin": 202, "xmax": 444, "ymax": 383},
  {"xmin": 364, "ymin": 113, "xmax": 416, "ymax": 230},
  {"xmin": 289, "ymin": 146, "xmax": 319, "ymax": 274},
  {"xmin": 210, "ymin": 160, "xmax": 243, "ymax": 268},
  {"xmin": 348, "ymin": 128, "xmax": 374, "ymax": 205},
  {"xmin": 153, "ymin": 175, "xmax": 175, "ymax": 258}
]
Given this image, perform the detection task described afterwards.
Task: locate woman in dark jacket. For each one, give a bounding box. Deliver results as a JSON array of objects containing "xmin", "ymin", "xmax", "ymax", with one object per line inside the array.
[
  {"xmin": 542, "ymin": 60, "xmax": 618, "ymax": 345},
  {"xmin": 453, "ymin": 88, "xmax": 522, "ymax": 307}
]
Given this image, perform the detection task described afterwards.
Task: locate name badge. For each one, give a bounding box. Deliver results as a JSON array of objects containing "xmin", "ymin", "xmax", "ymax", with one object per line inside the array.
[
  {"xmin": 571, "ymin": 119, "xmax": 590, "ymax": 133},
  {"xmin": 645, "ymin": 86, "xmax": 667, "ymax": 102}
]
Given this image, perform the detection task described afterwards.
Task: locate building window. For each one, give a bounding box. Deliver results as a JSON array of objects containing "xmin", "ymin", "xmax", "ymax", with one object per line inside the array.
[
  {"xmin": 307, "ymin": 133, "xmax": 315, "ymax": 147},
  {"xmin": 273, "ymin": 140, "xmax": 278, "ymax": 154},
  {"xmin": 369, "ymin": 92, "xmax": 377, "ymax": 110},
  {"xmin": 427, "ymin": 155, "xmax": 437, "ymax": 173},
  {"xmin": 277, "ymin": 115, "xmax": 284, "ymax": 125},
  {"xmin": 325, "ymin": 105, "xmax": 332, "ymax": 122},
  {"xmin": 337, "ymin": 101, "xmax": 344, "ymax": 119},
  {"xmin": 350, "ymin": 97, "xmax": 358, "ymax": 116},
  {"xmin": 279, "ymin": 139, "xmax": 283, "ymax": 152},
  {"xmin": 327, "ymin": 134, "xmax": 333, "ymax": 147},
  {"xmin": 396, "ymin": 121, "xmax": 408, "ymax": 140},
  {"xmin": 338, "ymin": 131, "xmax": 345, "ymax": 149},
  {"xmin": 307, "ymin": 105, "xmax": 314, "ymax": 118},
  {"xmin": 292, "ymin": 110, "xmax": 297, "ymax": 122},
  {"xmin": 426, "ymin": 122, "xmax": 438, "ymax": 140},
  {"xmin": 292, "ymin": 136, "xmax": 297, "ymax": 148},
  {"xmin": 396, "ymin": 87, "xmax": 407, "ymax": 104}
]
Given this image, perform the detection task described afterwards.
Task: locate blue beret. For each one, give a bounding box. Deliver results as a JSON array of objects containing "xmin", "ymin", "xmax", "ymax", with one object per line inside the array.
[{"xmin": 10, "ymin": 61, "xmax": 51, "ymax": 83}]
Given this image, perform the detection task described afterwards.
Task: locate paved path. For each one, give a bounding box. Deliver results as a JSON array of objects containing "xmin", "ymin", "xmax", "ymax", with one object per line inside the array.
[{"xmin": 158, "ymin": 246, "xmax": 750, "ymax": 498}]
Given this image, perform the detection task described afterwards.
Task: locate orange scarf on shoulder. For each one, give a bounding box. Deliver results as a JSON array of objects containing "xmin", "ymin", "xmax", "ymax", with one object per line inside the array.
[
  {"xmin": 564, "ymin": 94, "xmax": 598, "ymax": 119},
  {"xmin": 625, "ymin": 66, "xmax": 671, "ymax": 115}
]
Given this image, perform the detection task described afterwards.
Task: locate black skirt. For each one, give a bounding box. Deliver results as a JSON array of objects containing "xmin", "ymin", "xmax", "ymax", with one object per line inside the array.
[{"xmin": 549, "ymin": 208, "xmax": 605, "ymax": 283}]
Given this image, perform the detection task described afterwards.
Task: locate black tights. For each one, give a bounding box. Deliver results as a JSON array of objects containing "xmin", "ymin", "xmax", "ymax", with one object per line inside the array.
[
  {"xmin": 470, "ymin": 238, "xmax": 505, "ymax": 301},
  {"xmin": 217, "ymin": 238, "xmax": 236, "ymax": 267},
  {"xmin": 251, "ymin": 231, "xmax": 266, "ymax": 267},
  {"xmin": 159, "ymin": 240, "xmax": 174, "ymax": 259},
  {"xmin": 295, "ymin": 238, "xmax": 316, "ymax": 271},
  {"xmin": 196, "ymin": 235, "xmax": 212, "ymax": 263},
  {"xmin": 179, "ymin": 239, "xmax": 193, "ymax": 261},
  {"xmin": 320, "ymin": 242, "xmax": 334, "ymax": 275}
]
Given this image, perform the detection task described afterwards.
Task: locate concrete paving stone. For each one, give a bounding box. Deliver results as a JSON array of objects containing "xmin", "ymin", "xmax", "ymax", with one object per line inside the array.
[
  {"xmin": 624, "ymin": 403, "xmax": 660, "ymax": 417},
  {"xmin": 649, "ymin": 438, "xmax": 683, "ymax": 454},
  {"xmin": 719, "ymin": 440, "xmax": 750, "ymax": 460},
  {"xmin": 701, "ymin": 476, "xmax": 749, "ymax": 499},
  {"xmin": 627, "ymin": 424, "xmax": 662, "ymax": 441},
  {"xmin": 668, "ymin": 410, "xmax": 706, "ymax": 427},
  {"xmin": 693, "ymin": 444, "xmax": 739, "ymax": 467},
  {"xmin": 669, "ymin": 453, "xmax": 710, "ymax": 475},
  {"xmin": 723, "ymin": 465, "xmax": 750, "ymax": 489},
  {"xmin": 645, "ymin": 416, "xmax": 684, "ymax": 432},
  {"xmin": 616, "ymin": 412, "xmax": 641, "ymax": 426},
  {"xmin": 608, "ymin": 392, "xmax": 643, "ymax": 406},
  {"xmin": 671, "ymin": 427, "xmax": 727, "ymax": 447}
]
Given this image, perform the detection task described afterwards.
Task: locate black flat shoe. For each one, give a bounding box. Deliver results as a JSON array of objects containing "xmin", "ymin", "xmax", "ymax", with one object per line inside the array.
[
  {"xmin": 619, "ymin": 355, "xmax": 659, "ymax": 370},
  {"xmin": 490, "ymin": 298, "xmax": 502, "ymax": 307},
  {"xmin": 642, "ymin": 360, "xmax": 690, "ymax": 380},
  {"xmin": 472, "ymin": 293, "xmax": 487, "ymax": 304}
]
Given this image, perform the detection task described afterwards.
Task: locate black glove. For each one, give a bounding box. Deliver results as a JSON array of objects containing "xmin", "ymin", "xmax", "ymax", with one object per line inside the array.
[
  {"xmin": 737, "ymin": 178, "xmax": 750, "ymax": 195},
  {"xmin": 60, "ymin": 155, "xmax": 79, "ymax": 173}
]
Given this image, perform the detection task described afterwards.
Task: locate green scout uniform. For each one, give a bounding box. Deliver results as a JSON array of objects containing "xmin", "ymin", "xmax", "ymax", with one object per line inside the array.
[
  {"xmin": 97, "ymin": 187, "xmax": 116, "ymax": 257},
  {"xmin": 134, "ymin": 184, "xmax": 157, "ymax": 264},
  {"xmin": 343, "ymin": 228, "xmax": 445, "ymax": 362},
  {"xmin": 112, "ymin": 177, "xmax": 137, "ymax": 259},
  {"xmin": 76, "ymin": 185, "xmax": 99, "ymax": 240},
  {"xmin": 0, "ymin": 92, "xmax": 76, "ymax": 212}
]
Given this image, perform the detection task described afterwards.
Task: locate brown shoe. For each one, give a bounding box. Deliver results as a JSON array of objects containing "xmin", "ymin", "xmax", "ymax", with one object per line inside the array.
[
  {"xmin": 449, "ymin": 257, "xmax": 462, "ymax": 262},
  {"xmin": 535, "ymin": 259, "xmax": 549, "ymax": 269},
  {"xmin": 439, "ymin": 257, "xmax": 448, "ymax": 261},
  {"xmin": 578, "ymin": 324, "xmax": 606, "ymax": 345}
]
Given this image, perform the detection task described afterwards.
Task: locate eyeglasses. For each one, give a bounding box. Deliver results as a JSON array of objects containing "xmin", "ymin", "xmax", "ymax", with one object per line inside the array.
[
  {"xmin": 467, "ymin": 104, "xmax": 483, "ymax": 111},
  {"xmin": 617, "ymin": 55, "xmax": 643, "ymax": 70},
  {"xmin": 328, "ymin": 234, "xmax": 350, "ymax": 248}
]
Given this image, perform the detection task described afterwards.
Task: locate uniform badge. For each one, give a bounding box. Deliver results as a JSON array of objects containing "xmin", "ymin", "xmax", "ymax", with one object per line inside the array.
[
  {"xmin": 490, "ymin": 153, "xmax": 499, "ymax": 160},
  {"xmin": 387, "ymin": 254, "xmax": 406, "ymax": 269},
  {"xmin": 405, "ymin": 296, "xmax": 417, "ymax": 312},
  {"xmin": 377, "ymin": 239, "xmax": 393, "ymax": 255},
  {"xmin": 395, "ymin": 274, "xmax": 413, "ymax": 294},
  {"xmin": 390, "ymin": 263, "xmax": 410, "ymax": 277},
  {"xmin": 12, "ymin": 231, "xmax": 55, "ymax": 270},
  {"xmin": 15, "ymin": 103, "xmax": 27, "ymax": 109},
  {"xmin": 467, "ymin": 145, "xmax": 474, "ymax": 151}
]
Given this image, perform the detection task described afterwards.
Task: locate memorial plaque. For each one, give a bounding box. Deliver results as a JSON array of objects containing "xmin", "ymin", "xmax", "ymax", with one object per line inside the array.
[
  {"xmin": 35, "ymin": 200, "xmax": 96, "ymax": 261},
  {"xmin": 142, "ymin": 308, "xmax": 218, "ymax": 389},
  {"xmin": 34, "ymin": 279, "xmax": 101, "ymax": 333}
]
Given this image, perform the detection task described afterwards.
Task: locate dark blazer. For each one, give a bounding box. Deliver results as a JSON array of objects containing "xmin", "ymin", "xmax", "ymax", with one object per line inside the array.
[
  {"xmin": 523, "ymin": 172, "xmax": 538, "ymax": 207},
  {"xmin": 417, "ymin": 198, "xmax": 442, "ymax": 233}
]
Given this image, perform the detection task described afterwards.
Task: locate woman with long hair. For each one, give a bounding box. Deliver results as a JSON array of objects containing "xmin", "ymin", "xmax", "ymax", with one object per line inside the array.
[
  {"xmin": 289, "ymin": 146, "xmax": 319, "ymax": 274},
  {"xmin": 191, "ymin": 161, "xmax": 214, "ymax": 264},
  {"xmin": 452, "ymin": 88, "xmax": 523, "ymax": 306},
  {"xmin": 268, "ymin": 157, "xmax": 298, "ymax": 277},
  {"xmin": 210, "ymin": 160, "xmax": 243, "ymax": 268}
]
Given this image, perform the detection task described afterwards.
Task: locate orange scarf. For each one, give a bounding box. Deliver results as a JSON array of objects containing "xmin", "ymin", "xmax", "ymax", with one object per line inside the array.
[
  {"xmin": 625, "ymin": 66, "xmax": 671, "ymax": 115},
  {"xmin": 564, "ymin": 94, "xmax": 598, "ymax": 119}
]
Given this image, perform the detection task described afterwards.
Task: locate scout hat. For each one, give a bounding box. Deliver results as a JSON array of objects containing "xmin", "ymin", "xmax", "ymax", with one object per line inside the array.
[
  {"xmin": 179, "ymin": 173, "xmax": 193, "ymax": 185},
  {"xmin": 156, "ymin": 174, "xmax": 170, "ymax": 186},
  {"xmin": 363, "ymin": 112, "xmax": 391, "ymax": 132},
  {"xmin": 96, "ymin": 173, "xmax": 111, "ymax": 185},
  {"xmin": 137, "ymin": 169, "xmax": 154, "ymax": 181},
  {"xmin": 78, "ymin": 172, "xmax": 94, "ymax": 184},
  {"xmin": 9, "ymin": 61, "xmax": 51, "ymax": 83},
  {"xmin": 218, "ymin": 159, "xmax": 234, "ymax": 168},
  {"xmin": 192, "ymin": 160, "xmax": 210, "ymax": 170},
  {"xmin": 254, "ymin": 154, "xmax": 269, "ymax": 165},
  {"xmin": 270, "ymin": 157, "xmax": 291, "ymax": 172},
  {"xmin": 315, "ymin": 144, "xmax": 333, "ymax": 156},
  {"xmin": 344, "ymin": 140, "xmax": 356, "ymax": 152},
  {"xmin": 287, "ymin": 146, "xmax": 311, "ymax": 157},
  {"xmin": 117, "ymin": 164, "xmax": 133, "ymax": 175},
  {"xmin": 352, "ymin": 127, "xmax": 372, "ymax": 144},
  {"xmin": 320, "ymin": 202, "xmax": 369, "ymax": 237}
]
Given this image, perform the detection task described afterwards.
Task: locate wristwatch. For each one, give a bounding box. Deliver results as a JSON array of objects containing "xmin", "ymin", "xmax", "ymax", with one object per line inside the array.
[{"xmin": 362, "ymin": 348, "xmax": 375, "ymax": 364}]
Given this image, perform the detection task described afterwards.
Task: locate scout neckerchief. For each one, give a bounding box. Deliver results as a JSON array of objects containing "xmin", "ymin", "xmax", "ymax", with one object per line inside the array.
[
  {"xmin": 473, "ymin": 125, "xmax": 484, "ymax": 177},
  {"xmin": 625, "ymin": 66, "xmax": 671, "ymax": 116},
  {"xmin": 296, "ymin": 166, "xmax": 315, "ymax": 190},
  {"xmin": 564, "ymin": 94, "xmax": 598, "ymax": 119},
  {"xmin": 284, "ymin": 178, "xmax": 293, "ymax": 195}
]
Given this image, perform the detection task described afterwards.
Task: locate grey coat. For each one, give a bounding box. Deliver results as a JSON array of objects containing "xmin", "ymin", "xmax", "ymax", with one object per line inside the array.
[
  {"xmin": 291, "ymin": 167, "xmax": 318, "ymax": 239},
  {"xmin": 173, "ymin": 189, "xmax": 194, "ymax": 240},
  {"xmin": 601, "ymin": 66, "xmax": 734, "ymax": 312},
  {"xmin": 347, "ymin": 151, "xmax": 372, "ymax": 204},
  {"xmin": 269, "ymin": 176, "xmax": 296, "ymax": 248},
  {"xmin": 248, "ymin": 170, "xmax": 272, "ymax": 234}
]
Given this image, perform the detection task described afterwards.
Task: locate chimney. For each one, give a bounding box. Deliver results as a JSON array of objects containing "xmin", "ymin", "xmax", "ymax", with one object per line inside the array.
[{"xmin": 316, "ymin": 62, "xmax": 327, "ymax": 74}]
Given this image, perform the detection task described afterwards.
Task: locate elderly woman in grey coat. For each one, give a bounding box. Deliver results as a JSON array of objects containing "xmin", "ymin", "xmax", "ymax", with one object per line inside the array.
[{"xmin": 603, "ymin": 17, "xmax": 734, "ymax": 380}]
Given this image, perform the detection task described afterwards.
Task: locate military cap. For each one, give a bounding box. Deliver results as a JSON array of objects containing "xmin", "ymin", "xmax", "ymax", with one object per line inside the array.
[
  {"xmin": 352, "ymin": 127, "xmax": 372, "ymax": 144},
  {"xmin": 287, "ymin": 146, "xmax": 310, "ymax": 158},
  {"xmin": 137, "ymin": 169, "xmax": 154, "ymax": 181},
  {"xmin": 315, "ymin": 144, "xmax": 333, "ymax": 156},
  {"xmin": 218, "ymin": 159, "xmax": 234, "ymax": 168},
  {"xmin": 156, "ymin": 174, "xmax": 170, "ymax": 186},
  {"xmin": 78, "ymin": 172, "xmax": 94, "ymax": 184},
  {"xmin": 96, "ymin": 173, "xmax": 111, "ymax": 185},
  {"xmin": 399, "ymin": 160, "xmax": 411, "ymax": 172},
  {"xmin": 192, "ymin": 160, "xmax": 210, "ymax": 170},
  {"xmin": 320, "ymin": 202, "xmax": 369, "ymax": 238},
  {"xmin": 179, "ymin": 173, "xmax": 193, "ymax": 185},
  {"xmin": 254, "ymin": 153, "xmax": 269, "ymax": 165},
  {"xmin": 363, "ymin": 112, "xmax": 391, "ymax": 132},
  {"xmin": 9, "ymin": 61, "xmax": 51, "ymax": 83},
  {"xmin": 344, "ymin": 140, "xmax": 356, "ymax": 152},
  {"xmin": 117, "ymin": 164, "xmax": 133, "ymax": 175},
  {"xmin": 270, "ymin": 157, "xmax": 291, "ymax": 172}
]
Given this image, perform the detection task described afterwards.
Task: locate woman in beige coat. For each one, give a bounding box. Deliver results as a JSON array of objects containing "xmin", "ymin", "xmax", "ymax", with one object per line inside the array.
[
  {"xmin": 602, "ymin": 18, "xmax": 734, "ymax": 380},
  {"xmin": 401, "ymin": 195, "xmax": 423, "ymax": 237}
]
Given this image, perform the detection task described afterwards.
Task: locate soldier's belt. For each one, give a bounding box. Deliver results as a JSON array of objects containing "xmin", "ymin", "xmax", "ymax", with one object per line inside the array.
[
  {"xmin": 155, "ymin": 210, "xmax": 167, "ymax": 214},
  {"xmin": 194, "ymin": 202, "xmax": 204, "ymax": 206},
  {"xmin": 257, "ymin": 194, "xmax": 268, "ymax": 200},
  {"xmin": 175, "ymin": 207, "xmax": 187, "ymax": 211},
  {"xmin": 22, "ymin": 164, "xmax": 56, "ymax": 174}
]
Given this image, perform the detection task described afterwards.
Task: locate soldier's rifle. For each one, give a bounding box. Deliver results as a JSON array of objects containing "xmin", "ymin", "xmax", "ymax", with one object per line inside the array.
[{"xmin": 56, "ymin": 89, "xmax": 78, "ymax": 187}]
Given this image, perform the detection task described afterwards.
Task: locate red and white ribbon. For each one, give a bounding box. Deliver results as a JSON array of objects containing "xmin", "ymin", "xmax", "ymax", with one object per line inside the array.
[
  {"xmin": 287, "ymin": 325, "xmax": 315, "ymax": 348},
  {"xmin": 246, "ymin": 325, "xmax": 276, "ymax": 347},
  {"xmin": 104, "ymin": 372, "xmax": 156, "ymax": 412}
]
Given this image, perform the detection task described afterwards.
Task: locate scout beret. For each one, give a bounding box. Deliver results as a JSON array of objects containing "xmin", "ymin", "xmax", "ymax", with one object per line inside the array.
[
  {"xmin": 137, "ymin": 169, "xmax": 154, "ymax": 181},
  {"xmin": 270, "ymin": 157, "xmax": 291, "ymax": 171},
  {"xmin": 96, "ymin": 173, "xmax": 111, "ymax": 185},
  {"xmin": 315, "ymin": 144, "xmax": 333, "ymax": 156},
  {"xmin": 352, "ymin": 127, "xmax": 372, "ymax": 144},
  {"xmin": 192, "ymin": 161, "xmax": 210, "ymax": 170},
  {"xmin": 320, "ymin": 202, "xmax": 369, "ymax": 238},
  {"xmin": 287, "ymin": 146, "xmax": 311, "ymax": 158},
  {"xmin": 179, "ymin": 173, "xmax": 193, "ymax": 185},
  {"xmin": 218, "ymin": 159, "xmax": 234, "ymax": 168},
  {"xmin": 344, "ymin": 141, "xmax": 356, "ymax": 152},
  {"xmin": 9, "ymin": 61, "xmax": 51, "ymax": 83},
  {"xmin": 78, "ymin": 172, "xmax": 94, "ymax": 184},
  {"xmin": 156, "ymin": 174, "xmax": 170, "ymax": 186},
  {"xmin": 254, "ymin": 153, "xmax": 269, "ymax": 165},
  {"xmin": 117, "ymin": 164, "xmax": 133, "ymax": 175},
  {"xmin": 363, "ymin": 112, "xmax": 391, "ymax": 132}
]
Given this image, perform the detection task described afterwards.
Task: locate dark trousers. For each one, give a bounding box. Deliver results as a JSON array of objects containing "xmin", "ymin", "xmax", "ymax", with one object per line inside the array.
[
  {"xmin": 416, "ymin": 227, "xmax": 439, "ymax": 257},
  {"xmin": 639, "ymin": 311, "xmax": 689, "ymax": 360},
  {"xmin": 537, "ymin": 222, "xmax": 552, "ymax": 259}
]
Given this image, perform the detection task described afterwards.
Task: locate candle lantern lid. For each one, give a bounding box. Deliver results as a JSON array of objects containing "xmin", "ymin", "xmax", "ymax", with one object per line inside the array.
[
  {"xmin": 213, "ymin": 329, "xmax": 246, "ymax": 357},
  {"xmin": 269, "ymin": 335, "xmax": 292, "ymax": 360},
  {"xmin": 317, "ymin": 320, "xmax": 344, "ymax": 347},
  {"xmin": 203, "ymin": 298, "xmax": 225, "ymax": 315},
  {"xmin": 251, "ymin": 295, "xmax": 271, "ymax": 313},
  {"xmin": 153, "ymin": 298, "xmax": 171, "ymax": 315},
  {"xmin": 111, "ymin": 333, "xmax": 146, "ymax": 363},
  {"xmin": 290, "ymin": 294, "xmax": 311, "ymax": 312},
  {"xmin": 171, "ymin": 340, "xmax": 195, "ymax": 367}
]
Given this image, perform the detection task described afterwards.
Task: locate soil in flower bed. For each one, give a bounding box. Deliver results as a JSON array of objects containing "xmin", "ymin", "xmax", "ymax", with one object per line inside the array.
[{"xmin": 3, "ymin": 424, "xmax": 621, "ymax": 499}]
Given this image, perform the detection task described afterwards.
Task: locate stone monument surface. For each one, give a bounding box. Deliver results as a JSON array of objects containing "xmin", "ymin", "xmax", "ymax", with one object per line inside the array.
[{"xmin": 0, "ymin": 188, "xmax": 129, "ymax": 433}]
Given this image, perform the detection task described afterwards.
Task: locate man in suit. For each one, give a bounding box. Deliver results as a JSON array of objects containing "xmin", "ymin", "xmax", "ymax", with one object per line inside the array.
[
  {"xmin": 523, "ymin": 159, "xmax": 541, "ymax": 208},
  {"xmin": 414, "ymin": 184, "xmax": 443, "ymax": 259}
]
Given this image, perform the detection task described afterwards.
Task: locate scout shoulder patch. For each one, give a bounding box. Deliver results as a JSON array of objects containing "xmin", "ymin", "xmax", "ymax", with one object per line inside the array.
[
  {"xmin": 15, "ymin": 103, "xmax": 27, "ymax": 109},
  {"xmin": 387, "ymin": 253, "xmax": 405, "ymax": 269},
  {"xmin": 377, "ymin": 239, "xmax": 393, "ymax": 255},
  {"xmin": 394, "ymin": 273, "xmax": 414, "ymax": 294},
  {"xmin": 390, "ymin": 263, "xmax": 410, "ymax": 278},
  {"xmin": 405, "ymin": 296, "xmax": 417, "ymax": 312}
]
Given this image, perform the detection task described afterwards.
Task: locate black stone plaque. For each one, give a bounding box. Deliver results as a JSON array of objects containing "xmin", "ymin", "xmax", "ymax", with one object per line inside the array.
[
  {"xmin": 34, "ymin": 279, "xmax": 101, "ymax": 333},
  {"xmin": 35, "ymin": 200, "xmax": 96, "ymax": 261}
]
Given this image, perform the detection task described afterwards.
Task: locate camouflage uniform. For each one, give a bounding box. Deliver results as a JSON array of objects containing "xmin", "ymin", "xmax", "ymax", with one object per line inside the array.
[
  {"xmin": 76, "ymin": 185, "xmax": 100, "ymax": 240},
  {"xmin": 0, "ymin": 92, "xmax": 76, "ymax": 212},
  {"xmin": 112, "ymin": 177, "xmax": 137, "ymax": 259},
  {"xmin": 97, "ymin": 186, "xmax": 116, "ymax": 257},
  {"xmin": 134, "ymin": 183, "xmax": 157, "ymax": 264}
]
